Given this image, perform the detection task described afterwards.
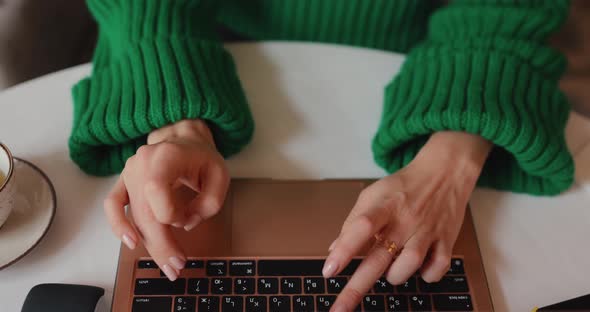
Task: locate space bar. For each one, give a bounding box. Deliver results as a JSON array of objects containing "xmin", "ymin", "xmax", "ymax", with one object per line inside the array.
[{"xmin": 258, "ymin": 259, "xmax": 362, "ymax": 276}]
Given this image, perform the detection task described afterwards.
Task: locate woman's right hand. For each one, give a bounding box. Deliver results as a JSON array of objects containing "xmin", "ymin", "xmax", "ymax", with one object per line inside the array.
[{"xmin": 104, "ymin": 119, "xmax": 229, "ymax": 281}]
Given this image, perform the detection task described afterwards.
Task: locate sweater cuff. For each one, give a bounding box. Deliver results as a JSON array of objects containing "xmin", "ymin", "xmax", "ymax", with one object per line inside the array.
[
  {"xmin": 69, "ymin": 0, "xmax": 253, "ymax": 176},
  {"xmin": 372, "ymin": 45, "xmax": 574, "ymax": 195},
  {"xmin": 69, "ymin": 38, "xmax": 253, "ymax": 176}
]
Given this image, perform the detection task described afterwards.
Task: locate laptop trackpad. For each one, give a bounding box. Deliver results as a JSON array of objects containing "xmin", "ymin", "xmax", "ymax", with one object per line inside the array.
[{"xmin": 230, "ymin": 180, "xmax": 366, "ymax": 257}]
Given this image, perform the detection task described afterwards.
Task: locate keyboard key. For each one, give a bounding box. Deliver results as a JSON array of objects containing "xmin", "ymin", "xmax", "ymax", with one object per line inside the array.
[
  {"xmin": 258, "ymin": 259, "xmax": 362, "ymax": 276},
  {"xmin": 419, "ymin": 276, "xmax": 469, "ymax": 293},
  {"xmin": 363, "ymin": 295, "xmax": 386, "ymax": 312},
  {"xmin": 327, "ymin": 277, "xmax": 347, "ymax": 294},
  {"xmin": 185, "ymin": 260, "xmax": 204, "ymax": 269},
  {"xmin": 409, "ymin": 295, "xmax": 432, "ymax": 311},
  {"xmin": 340, "ymin": 259, "xmax": 362, "ymax": 275},
  {"xmin": 386, "ymin": 295, "xmax": 409, "ymax": 311},
  {"xmin": 246, "ymin": 296, "xmax": 267, "ymax": 312},
  {"xmin": 134, "ymin": 278, "xmax": 185, "ymax": 295},
  {"xmin": 137, "ymin": 260, "xmax": 157, "ymax": 269},
  {"xmin": 316, "ymin": 295, "xmax": 337, "ymax": 311},
  {"xmin": 304, "ymin": 277, "xmax": 325, "ymax": 294},
  {"xmin": 395, "ymin": 277, "xmax": 416, "ymax": 293},
  {"xmin": 235, "ymin": 278, "xmax": 255, "ymax": 294},
  {"xmin": 132, "ymin": 297, "xmax": 171, "ymax": 312},
  {"xmin": 212, "ymin": 278, "xmax": 232, "ymax": 294},
  {"xmin": 187, "ymin": 278, "xmax": 209, "ymax": 295},
  {"xmin": 258, "ymin": 277, "xmax": 279, "ymax": 294},
  {"xmin": 374, "ymin": 278, "xmax": 394, "ymax": 293},
  {"xmin": 222, "ymin": 296, "xmax": 243, "ymax": 312},
  {"xmin": 293, "ymin": 296, "xmax": 314, "ymax": 312},
  {"xmin": 269, "ymin": 296, "xmax": 291, "ymax": 312},
  {"xmin": 198, "ymin": 296, "xmax": 220, "ymax": 312},
  {"xmin": 433, "ymin": 294, "xmax": 473, "ymax": 311},
  {"xmin": 448, "ymin": 258, "xmax": 465, "ymax": 274},
  {"xmin": 258, "ymin": 259, "xmax": 324, "ymax": 276},
  {"xmin": 281, "ymin": 277, "xmax": 302, "ymax": 294},
  {"xmin": 207, "ymin": 260, "xmax": 227, "ymax": 276},
  {"xmin": 174, "ymin": 296, "xmax": 196, "ymax": 312},
  {"xmin": 230, "ymin": 260, "xmax": 256, "ymax": 276},
  {"xmin": 188, "ymin": 279, "xmax": 208, "ymax": 295}
]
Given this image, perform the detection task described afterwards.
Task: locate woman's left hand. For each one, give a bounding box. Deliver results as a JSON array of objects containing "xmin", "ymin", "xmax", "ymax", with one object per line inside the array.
[{"xmin": 325, "ymin": 131, "xmax": 492, "ymax": 312}]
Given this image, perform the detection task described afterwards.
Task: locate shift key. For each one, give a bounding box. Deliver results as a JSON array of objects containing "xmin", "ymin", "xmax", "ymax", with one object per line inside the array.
[
  {"xmin": 132, "ymin": 297, "xmax": 172, "ymax": 312},
  {"xmin": 433, "ymin": 295, "xmax": 473, "ymax": 311},
  {"xmin": 134, "ymin": 278, "xmax": 186, "ymax": 295}
]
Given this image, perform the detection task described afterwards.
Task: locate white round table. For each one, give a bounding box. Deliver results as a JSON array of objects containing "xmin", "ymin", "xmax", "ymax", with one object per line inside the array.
[{"xmin": 1, "ymin": 42, "xmax": 590, "ymax": 312}]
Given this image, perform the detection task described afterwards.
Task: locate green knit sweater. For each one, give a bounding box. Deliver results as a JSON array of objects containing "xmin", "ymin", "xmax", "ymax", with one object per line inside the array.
[{"xmin": 69, "ymin": 0, "xmax": 574, "ymax": 195}]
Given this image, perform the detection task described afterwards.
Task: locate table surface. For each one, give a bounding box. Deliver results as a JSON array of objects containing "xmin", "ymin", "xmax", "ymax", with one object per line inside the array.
[{"xmin": 1, "ymin": 42, "xmax": 590, "ymax": 312}]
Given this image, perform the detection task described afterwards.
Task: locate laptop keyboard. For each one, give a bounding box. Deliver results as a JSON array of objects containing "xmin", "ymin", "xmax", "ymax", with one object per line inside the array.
[{"xmin": 131, "ymin": 257, "xmax": 473, "ymax": 311}]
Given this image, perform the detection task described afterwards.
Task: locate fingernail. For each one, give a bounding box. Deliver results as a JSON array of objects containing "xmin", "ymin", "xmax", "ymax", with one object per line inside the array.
[
  {"xmin": 184, "ymin": 219, "xmax": 200, "ymax": 232},
  {"xmin": 162, "ymin": 264, "xmax": 178, "ymax": 281},
  {"xmin": 331, "ymin": 303, "xmax": 347, "ymax": 312},
  {"xmin": 328, "ymin": 239, "xmax": 337, "ymax": 252},
  {"xmin": 122, "ymin": 234, "xmax": 136, "ymax": 250},
  {"xmin": 172, "ymin": 222, "xmax": 183, "ymax": 228},
  {"xmin": 322, "ymin": 259, "xmax": 338, "ymax": 278},
  {"xmin": 169, "ymin": 256, "xmax": 185, "ymax": 270}
]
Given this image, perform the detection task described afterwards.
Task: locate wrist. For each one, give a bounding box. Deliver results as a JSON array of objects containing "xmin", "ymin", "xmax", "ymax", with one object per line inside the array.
[
  {"xmin": 417, "ymin": 131, "xmax": 492, "ymax": 176},
  {"xmin": 147, "ymin": 119, "xmax": 215, "ymax": 148}
]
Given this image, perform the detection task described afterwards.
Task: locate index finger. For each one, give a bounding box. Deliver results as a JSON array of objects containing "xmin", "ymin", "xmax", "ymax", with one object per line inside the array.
[
  {"xmin": 322, "ymin": 199, "xmax": 392, "ymax": 279},
  {"xmin": 132, "ymin": 203, "xmax": 186, "ymax": 281},
  {"xmin": 331, "ymin": 247, "xmax": 394, "ymax": 312}
]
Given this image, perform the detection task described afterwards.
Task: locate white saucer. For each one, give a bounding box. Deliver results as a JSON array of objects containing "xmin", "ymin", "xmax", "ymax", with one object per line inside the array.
[{"xmin": 0, "ymin": 158, "xmax": 56, "ymax": 270}]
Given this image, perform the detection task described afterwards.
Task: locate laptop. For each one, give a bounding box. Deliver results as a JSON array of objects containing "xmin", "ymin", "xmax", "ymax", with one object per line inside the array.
[{"xmin": 111, "ymin": 179, "xmax": 493, "ymax": 311}]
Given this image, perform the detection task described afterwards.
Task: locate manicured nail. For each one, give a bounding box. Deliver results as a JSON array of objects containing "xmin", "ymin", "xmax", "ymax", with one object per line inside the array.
[
  {"xmin": 169, "ymin": 256, "xmax": 185, "ymax": 271},
  {"xmin": 331, "ymin": 303, "xmax": 346, "ymax": 312},
  {"xmin": 184, "ymin": 219, "xmax": 200, "ymax": 232},
  {"xmin": 122, "ymin": 234, "xmax": 136, "ymax": 250},
  {"xmin": 162, "ymin": 264, "xmax": 178, "ymax": 281},
  {"xmin": 322, "ymin": 259, "xmax": 338, "ymax": 278},
  {"xmin": 328, "ymin": 239, "xmax": 337, "ymax": 252}
]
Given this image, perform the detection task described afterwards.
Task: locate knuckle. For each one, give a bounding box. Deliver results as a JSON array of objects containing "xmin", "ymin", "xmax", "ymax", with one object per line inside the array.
[
  {"xmin": 177, "ymin": 119, "xmax": 206, "ymax": 136},
  {"xmin": 124, "ymin": 155, "xmax": 137, "ymax": 168},
  {"xmin": 404, "ymin": 248, "xmax": 426, "ymax": 264},
  {"xmin": 159, "ymin": 141, "xmax": 181, "ymax": 154},
  {"xmin": 153, "ymin": 207, "xmax": 175, "ymax": 224},
  {"xmin": 153, "ymin": 142, "xmax": 182, "ymax": 162},
  {"xmin": 136, "ymin": 145, "xmax": 149, "ymax": 157},
  {"xmin": 357, "ymin": 188, "xmax": 372, "ymax": 203},
  {"xmin": 354, "ymin": 215, "xmax": 375, "ymax": 235}
]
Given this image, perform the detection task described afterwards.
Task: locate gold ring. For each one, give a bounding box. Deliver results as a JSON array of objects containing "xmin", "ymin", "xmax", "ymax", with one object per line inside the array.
[{"xmin": 374, "ymin": 234, "xmax": 398, "ymax": 255}]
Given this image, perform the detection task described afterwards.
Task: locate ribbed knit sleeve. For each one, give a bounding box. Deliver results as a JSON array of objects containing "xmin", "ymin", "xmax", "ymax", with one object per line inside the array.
[
  {"xmin": 372, "ymin": 0, "xmax": 574, "ymax": 195},
  {"xmin": 69, "ymin": 0, "xmax": 254, "ymax": 176}
]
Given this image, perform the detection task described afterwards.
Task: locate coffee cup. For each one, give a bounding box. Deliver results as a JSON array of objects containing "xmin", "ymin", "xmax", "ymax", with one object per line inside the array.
[{"xmin": 0, "ymin": 143, "xmax": 16, "ymax": 229}]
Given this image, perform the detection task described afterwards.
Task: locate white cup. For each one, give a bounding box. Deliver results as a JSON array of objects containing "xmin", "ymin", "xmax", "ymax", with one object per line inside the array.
[{"xmin": 0, "ymin": 143, "xmax": 16, "ymax": 229}]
